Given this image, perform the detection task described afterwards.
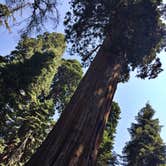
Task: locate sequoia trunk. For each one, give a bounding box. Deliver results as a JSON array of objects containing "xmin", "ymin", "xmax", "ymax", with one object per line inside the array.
[{"xmin": 26, "ymin": 37, "xmax": 122, "ymax": 166}]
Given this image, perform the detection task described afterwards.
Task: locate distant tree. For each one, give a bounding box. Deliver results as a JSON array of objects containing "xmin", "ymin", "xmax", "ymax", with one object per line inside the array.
[
  {"xmin": 0, "ymin": 0, "xmax": 59, "ymax": 34},
  {"xmin": 122, "ymin": 103, "xmax": 166, "ymax": 166},
  {"xmin": 0, "ymin": 32, "xmax": 66, "ymax": 165},
  {"xmin": 97, "ymin": 102, "xmax": 121, "ymax": 166},
  {"xmin": 50, "ymin": 59, "xmax": 83, "ymax": 114},
  {"xmin": 26, "ymin": 1, "xmax": 166, "ymax": 165}
]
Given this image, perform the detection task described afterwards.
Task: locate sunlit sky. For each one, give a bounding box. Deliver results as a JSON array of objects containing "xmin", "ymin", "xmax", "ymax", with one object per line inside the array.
[{"xmin": 0, "ymin": 0, "xmax": 165, "ymax": 156}]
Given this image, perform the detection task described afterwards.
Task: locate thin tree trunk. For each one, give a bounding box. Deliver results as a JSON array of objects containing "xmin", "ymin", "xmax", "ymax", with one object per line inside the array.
[
  {"xmin": 8, "ymin": 130, "xmax": 32, "ymax": 166},
  {"xmin": 1, "ymin": 130, "xmax": 32, "ymax": 166},
  {"xmin": 26, "ymin": 36, "xmax": 122, "ymax": 166}
]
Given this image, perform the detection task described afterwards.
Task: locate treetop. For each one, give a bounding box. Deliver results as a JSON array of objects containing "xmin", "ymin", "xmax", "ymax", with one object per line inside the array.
[{"xmin": 65, "ymin": 0, "xmax": 166, "ymax": 81}]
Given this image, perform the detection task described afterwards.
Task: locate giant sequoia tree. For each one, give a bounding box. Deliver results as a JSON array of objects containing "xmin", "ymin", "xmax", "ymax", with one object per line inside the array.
[
  {"xmin": 27, "ymin": 0, "xmax": 166, "ymax": 165},
  {"xmin": 122, "ymin": 103, "xmax": 166, "ymax": 166}
]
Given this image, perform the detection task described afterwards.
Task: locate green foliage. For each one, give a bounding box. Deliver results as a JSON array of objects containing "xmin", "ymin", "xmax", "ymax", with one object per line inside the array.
[
  {"xmin": 0, "ymin": 0, "xmax": 59, "ymax": 34},
  {"xmin": 97, "ymin": 102, "xmax": 121, "ymax": 166},
  {"xmin": 122, "ymin": 103, "xmax": 166, "ymax": 166},
  {"xmin": 0, "ymin": 32, "xmax": 83, "ymax": 165},
  {"xmin": 10, "ymin": 32, "xmax": 66, "ymax": 62},
  {"xmin": 0, "ymin": 32, "xmax": 66, "ymax": 165},
  {"xmin": 65, "ymin": 0, "xmax": 166, "ymax": 80},
  {"xmin": 0, "ymin": 32, "xmax": 65, "ymax": 125},
  {"xmin": 51, "ymin": 59, "xmax": 83, "ymax": 113}
]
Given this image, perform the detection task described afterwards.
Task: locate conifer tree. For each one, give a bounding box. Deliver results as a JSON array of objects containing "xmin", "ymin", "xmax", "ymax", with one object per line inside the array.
[
  {"xmin": 97, "ymin": 102, "xmax": 121, "ymax": 166},
  {"xmin": 27, "ymin": 1, "xmax": 166, "ymax": 165},
  {"xmin": 0, "ymin": 32, "xmax": 66, "ymax": 165},
  {"xmin": 51, "ymin": 59, "xmax": 83, "ymax": 114},
  {"xmin": 122, "ymin": 103, "xmax": 166, "ymax": 166}
]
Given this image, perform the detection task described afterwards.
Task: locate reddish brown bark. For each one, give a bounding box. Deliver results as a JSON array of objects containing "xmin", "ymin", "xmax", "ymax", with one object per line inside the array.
[{"xmin": 26, "ymin": 37, "xmax": 122, "ymax": 166}]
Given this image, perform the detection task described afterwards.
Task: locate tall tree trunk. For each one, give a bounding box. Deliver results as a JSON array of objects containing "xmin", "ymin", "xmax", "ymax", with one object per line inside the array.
[{"xmin": 26, "ymin": 36, "xmax": 122, "ymax": 166}]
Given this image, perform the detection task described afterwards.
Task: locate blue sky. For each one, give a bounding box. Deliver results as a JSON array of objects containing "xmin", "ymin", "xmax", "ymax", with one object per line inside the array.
[
  {"xmin": 0, "ymin": 0, "xmax": 165, "ymax": 156},
  {"xmin": 114, "ymin": 53, "xmax": 166, "ymax": 154}
]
